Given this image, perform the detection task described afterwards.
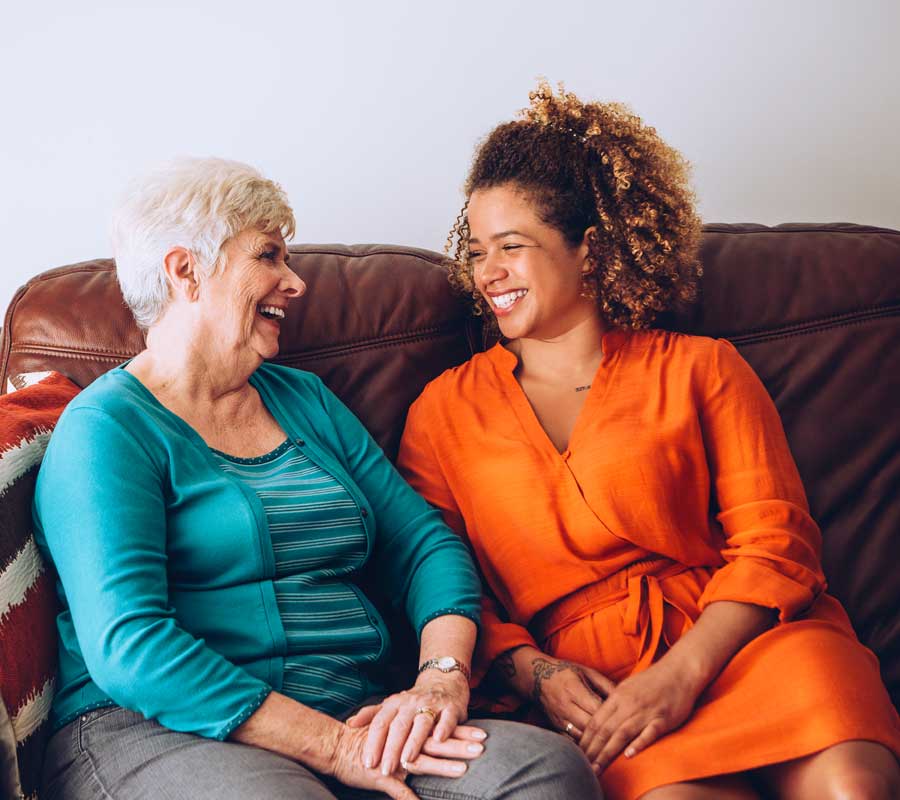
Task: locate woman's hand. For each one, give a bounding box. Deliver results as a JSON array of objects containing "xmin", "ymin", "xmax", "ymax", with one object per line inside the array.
[
  {"xmin": 346, "ymin": 670, "xmax": 479, "ymax": 775},
  {"xmin": 330, "ymin": 722, "xmax": 485, "ymax": 799},
  {"xmin": 524, "ymin": 653, "xmax": 615, "ymax": 738},
  {"xmin": 329, "ymin": 723, "xmax": 418, "ymax": 799},
  {"xmin": 579, "ymin": 657, "xmax": 702, "ymax": 773}
]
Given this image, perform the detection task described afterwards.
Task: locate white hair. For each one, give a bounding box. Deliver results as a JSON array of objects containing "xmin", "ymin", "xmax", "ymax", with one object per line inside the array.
[{"xmin": 111, "ymin": 157, "xmax": 296, "ymax": 329}]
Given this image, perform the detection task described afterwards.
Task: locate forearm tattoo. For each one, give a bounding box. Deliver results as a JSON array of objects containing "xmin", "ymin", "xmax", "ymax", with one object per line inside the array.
[{"xmin": 530, "ymin": 658, "xmax": 584, "ymax": 704}]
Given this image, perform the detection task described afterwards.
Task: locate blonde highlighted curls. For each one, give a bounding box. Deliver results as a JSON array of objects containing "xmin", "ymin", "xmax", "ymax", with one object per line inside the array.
[{"xmin": 446, "ymin": 81, "xmax": 702, "ymax": 330}]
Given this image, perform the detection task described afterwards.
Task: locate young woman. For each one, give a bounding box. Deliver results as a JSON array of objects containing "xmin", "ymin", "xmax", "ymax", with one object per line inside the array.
[{"xmin": 396, "ymin": 84, "xmax": 900, "ymax": 799}]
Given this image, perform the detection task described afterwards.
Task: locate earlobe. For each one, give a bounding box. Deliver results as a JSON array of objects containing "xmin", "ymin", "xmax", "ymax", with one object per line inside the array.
[
  {"xmin": 163, "ymin": 247, "xmax": 200, "ymax": 301},
  {"xmin": 580, "ymin": 226, "xmax": 598, "ymax": 273}
]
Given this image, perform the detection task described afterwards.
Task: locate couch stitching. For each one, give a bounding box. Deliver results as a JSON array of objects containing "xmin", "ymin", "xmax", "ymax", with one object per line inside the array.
[
  {"xmin": 286, "ymin": 246, "xmax": 448, "ymax": 265},
  {"xmin": 8, "ymin": 325, "xmax": 468, "ymax": 364},
  {"xmin": 705, "ymin": 302, "xmax": 899, "ymax": 339},
  {"xmin": 8, "ymin": 306, "xmax": 897, "ymax": 363},
  {"xmin": 273, "ymin": 329, "xmax": 467, "ymax": 363},
  {"xmin": 702, "ymin": 224, "xmax": 900, "ymax": 236},
  {"xmin": 9, "ymin": 343, "xmax": 140, "ymax": 357},
  {"xmin": 8, "ymin": 349, "xmax": 131, "ymax": 362},
  {"xmin": 719, "ymin": 305, "xmax": 899, "ymax": 345}
]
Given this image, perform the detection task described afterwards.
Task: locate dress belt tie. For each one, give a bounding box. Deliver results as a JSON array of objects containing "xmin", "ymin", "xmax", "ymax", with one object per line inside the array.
[
  {"xmin": 624, "ymin": 572, "xmax": 667, "ymax": 674},
  {"xmin": 530, "ymin": 558, "xmax": 694, "ymax": 674}
]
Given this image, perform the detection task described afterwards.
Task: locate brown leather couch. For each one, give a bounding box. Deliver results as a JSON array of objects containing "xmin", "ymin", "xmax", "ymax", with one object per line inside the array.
[{"xmin": 2, "ymin": 224, "xmax": 898, "ymax": 716}]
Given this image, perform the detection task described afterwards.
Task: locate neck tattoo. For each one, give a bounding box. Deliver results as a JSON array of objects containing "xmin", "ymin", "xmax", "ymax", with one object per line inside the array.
[{"xmin": 575, "ymin": 384, "xmax": 591, "ymax": 393}]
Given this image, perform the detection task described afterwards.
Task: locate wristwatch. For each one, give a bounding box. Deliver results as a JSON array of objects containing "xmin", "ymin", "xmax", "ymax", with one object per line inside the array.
[{"xmin": 418, "ymin": 656, "xmax": 471, "ymax": 680}]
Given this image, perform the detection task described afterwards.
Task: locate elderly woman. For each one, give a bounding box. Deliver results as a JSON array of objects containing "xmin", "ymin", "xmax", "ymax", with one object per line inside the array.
[
  {"xmin": 397, "ymin": 85, "xmax": 900, "ymax": 799},
  {"xmin": 34, "ymin": 158, "xmax": 599, "ymax": 800}
]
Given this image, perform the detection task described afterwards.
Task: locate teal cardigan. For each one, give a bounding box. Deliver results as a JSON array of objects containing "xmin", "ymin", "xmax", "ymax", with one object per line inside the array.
[{"xmin": 33, "ymin": 363, "xmax": 481, "ymax": 740}]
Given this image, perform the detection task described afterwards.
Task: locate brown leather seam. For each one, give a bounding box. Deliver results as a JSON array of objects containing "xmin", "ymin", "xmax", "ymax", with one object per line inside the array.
[
  {"xmin": 281, "ymin": 322, "xmax": 464, "ymax": 354},
  {"xmin": 274, "ymin": 329, "xmax": 465, "ymax": 362},
  {"xmin": 728, "ymin": 306, "xmax": 899, "ymax": 345},
  {"xmin": 8, "ymin": 324, "xmax": 466, "ymax": 364},
  {"xmin": 7, "ymin": 348, "xmax": 131, "ymax": 363},
  {"xmin": 7, "ymin": 320, "xmax": 462, "ymax": 357},
  {"xmin": 713, "ymin": 302, "xmax": 900, "ymax": 339},
  {"xmin": 11, "ymin": 248, "xmax": 446, "ymax": 280},
  {"xmin": 0, "ymin": 282, "xmax": 31, "ymax": 385},
  {"xmin": 702, "ymin": 224, "xmax": 900, "ymax": 236},
  {"xmin": 286, "ymin": 246, "xmax": 447, "ymax": 265},
  {"xmin": 9, "ymin": 342, "xmax": 140, "ymax": 356}
]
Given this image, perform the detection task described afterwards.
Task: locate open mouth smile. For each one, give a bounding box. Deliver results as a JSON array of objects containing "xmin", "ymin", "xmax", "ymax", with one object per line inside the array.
[
  {"xmin": 489, "ymin": 289, "xmax": 527, "ymax": 315},
  {"xmin": 257, "ymin": 304, "xmax": 286, "ymax": 321}
]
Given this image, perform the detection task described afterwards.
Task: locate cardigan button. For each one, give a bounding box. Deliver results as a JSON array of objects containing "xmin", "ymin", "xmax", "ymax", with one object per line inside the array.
[
  {"xmin": 295, "ymin": 438, "xmax": 306, "ymax": 446},
  {"xmin": 360, "ymin": 508, "xmax": 369, "ymax": 518}
]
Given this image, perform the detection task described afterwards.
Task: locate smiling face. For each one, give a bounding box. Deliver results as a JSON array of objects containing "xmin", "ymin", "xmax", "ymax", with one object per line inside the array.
[
  {"xmin": 467, "ymin": 184, "xmax": 597, "ymax": 341},
  {"xmin": 198, "ymin": 228, "xmax": 305, "ymax": 364}
]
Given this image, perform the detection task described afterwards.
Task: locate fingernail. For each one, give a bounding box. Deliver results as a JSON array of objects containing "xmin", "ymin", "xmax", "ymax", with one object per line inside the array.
[
  {"xmin": 401, "ymin": 760, "xmax": 409, "ymax": 770},
  {"xmin": 452, "ymin": 763, "xmax": 467, "ymax": 774},
  {"xmin": 381, "ymin": 764, "xmax": 390, "ymax": 776},
  {"xmin": 625, "ymin": 748, "xmax": 635, "ymax": 758},
  {"xmin": 467, "ymin": 743, "xmax": 483, "ymax": 754},
  {"xmin": 364, "ymin": 757, "xmax": 373, "ymax": 769},
  {"xmin": 471, "ymin": 729, "xmax": 487, "ymax": 740}
]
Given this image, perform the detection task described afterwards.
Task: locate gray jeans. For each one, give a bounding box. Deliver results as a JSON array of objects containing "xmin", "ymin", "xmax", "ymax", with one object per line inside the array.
[{"xmin": 42, "ymin": 706, "xmax": 602, "ymax": 799}]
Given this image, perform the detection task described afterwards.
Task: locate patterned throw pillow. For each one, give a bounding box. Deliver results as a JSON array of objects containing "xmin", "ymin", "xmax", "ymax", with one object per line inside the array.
[{"xmin": 0, "ymin": 372, "xmax": 80, "ymax": 800}]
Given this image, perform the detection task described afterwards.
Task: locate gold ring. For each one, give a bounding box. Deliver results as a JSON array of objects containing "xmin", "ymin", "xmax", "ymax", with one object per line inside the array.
[
  {"xmin": 415, "ymin": 706, "xmax": 437, "ymax": 721},
  {"xmin": 564, "ymin": 721, "xmax": 576, "ymax": 737}
]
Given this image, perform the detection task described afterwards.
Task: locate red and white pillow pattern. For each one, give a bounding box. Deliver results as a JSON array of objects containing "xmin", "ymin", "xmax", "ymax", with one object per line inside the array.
[{"xmin": 0, "ymin": 372, "xmax": 80, "ymax": 800}]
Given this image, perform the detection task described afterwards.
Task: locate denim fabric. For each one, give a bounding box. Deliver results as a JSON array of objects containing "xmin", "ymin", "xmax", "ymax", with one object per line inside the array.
[{"xmin": 42, "ymin": 707, "xmax": 602, "ymax": 800}]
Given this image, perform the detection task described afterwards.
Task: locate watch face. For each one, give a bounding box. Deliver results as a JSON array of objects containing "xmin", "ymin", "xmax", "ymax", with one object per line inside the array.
[{"xmin": 437, "ymin": 656, "xmax": 456, "ymax": 670}]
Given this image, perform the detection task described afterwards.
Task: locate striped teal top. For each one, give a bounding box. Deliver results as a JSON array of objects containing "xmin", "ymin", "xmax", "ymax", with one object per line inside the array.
[{"xmin": 210, "ymin": 439, "xmax": 385, "ymax": 715}]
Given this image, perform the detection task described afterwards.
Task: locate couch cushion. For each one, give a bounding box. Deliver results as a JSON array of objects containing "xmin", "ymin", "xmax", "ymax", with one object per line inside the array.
[{"xmin": 0, "ymin": 372, "xmax": 81, "ymax": 800}]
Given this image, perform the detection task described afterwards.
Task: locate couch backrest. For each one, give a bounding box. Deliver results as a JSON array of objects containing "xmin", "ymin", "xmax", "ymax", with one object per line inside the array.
[{"xmin": 2, "ymin": 226, "xmax": 898, "ymax": 707}]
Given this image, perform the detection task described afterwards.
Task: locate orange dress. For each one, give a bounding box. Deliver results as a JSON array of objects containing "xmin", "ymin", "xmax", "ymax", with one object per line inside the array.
[{"xmin": 397, "ymin": 329, "xmax": 900, "ymax": 800}]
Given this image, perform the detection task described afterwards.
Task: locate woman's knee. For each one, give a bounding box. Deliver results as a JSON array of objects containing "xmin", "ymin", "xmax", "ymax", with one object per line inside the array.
[
  {"xmin": 639, "ymin": 774, "xmax": 760, "ymax": 799},
  {"xmin": 822, "ymin": 766, "xmax": 899, "ymax": 800},
  {"xmin": 45, "ymin": 707, "xmax": 338, "ymax": 800},
  {"xmin": 763, "ymin": 741, "xmax": 900, "ymax": 800},
  {"xmin": 473, "ymin": 720, "xmax": 602, "ymax": 798}
]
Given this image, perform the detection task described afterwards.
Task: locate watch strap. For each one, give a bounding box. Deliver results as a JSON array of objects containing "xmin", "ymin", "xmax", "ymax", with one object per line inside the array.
[{"xmin": 418, "ymin": 657, "xmax": 471, "ymax": 680}]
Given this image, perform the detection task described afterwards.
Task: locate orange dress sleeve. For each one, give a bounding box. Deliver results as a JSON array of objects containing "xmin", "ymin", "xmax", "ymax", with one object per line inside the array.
[
  {"xmin": 398, "ymin": 395, "xmax": 537, "ymax": 684},
  {"xmin": 697, "ymin": 338, "xmax": 827, "ymax": 621}
]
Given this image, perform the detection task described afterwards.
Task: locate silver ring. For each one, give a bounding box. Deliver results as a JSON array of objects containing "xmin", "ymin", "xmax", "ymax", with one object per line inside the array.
[{"xmin": 564, "ymin": 721, "xmax": 576, "ymax": 737}]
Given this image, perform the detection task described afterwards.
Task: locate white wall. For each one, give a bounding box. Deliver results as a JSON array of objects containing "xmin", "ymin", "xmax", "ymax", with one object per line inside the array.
[{"xmin": 2, "ymin": 0, "xmax": 898, "ymax": 315}]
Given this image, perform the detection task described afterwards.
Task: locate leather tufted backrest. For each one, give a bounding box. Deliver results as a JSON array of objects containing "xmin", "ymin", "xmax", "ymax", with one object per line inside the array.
[{"xmin": 2, "ymin": 225, "xmax": 898, "ymax": 706}]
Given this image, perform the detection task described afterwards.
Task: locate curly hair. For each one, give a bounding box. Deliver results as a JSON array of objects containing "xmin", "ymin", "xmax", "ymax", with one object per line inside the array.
[{"xmin": 447, "ymin": 82, "xmax": 702, "ymax": 330}]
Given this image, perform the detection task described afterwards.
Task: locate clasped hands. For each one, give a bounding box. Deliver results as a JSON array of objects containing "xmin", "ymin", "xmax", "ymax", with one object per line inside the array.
[
  {"xmin": 329, "ymin": 649, "xmax": 703, "ymax": 798},
  {"xmin": 332, "ymin": 670, "xmax": 485, "ymax": 799},
  {"xmin": 523, "ymin": 649, "xmax": 703, "ymax": 774}
]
